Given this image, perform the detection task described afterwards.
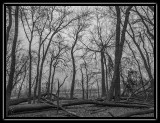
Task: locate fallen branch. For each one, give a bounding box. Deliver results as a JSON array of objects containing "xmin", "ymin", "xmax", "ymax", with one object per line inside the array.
[
  {"xmin": 117, "ymin": 108, "xmax": 154, "ymax": 117},
  {"xmin": 62, "ymin": 100, "xmax": 152, "ymax": 109},
  {"xmin": 10, "ymin": 93, "xmax": 47, "ymax": 106},
  {"xmin": 41, "ymin": 98, "xmax": 80, "ymax": 117},
  {"xmin": 108, "ymin": 112, "xmax": 115, "ymax": 117},
  {"xmin": 127, "ymin": 81, "xmax": 150, "ymax": 101},
  {"xmin": 114, "ymin": 101, "xmax": 153, "ymax": 107}
]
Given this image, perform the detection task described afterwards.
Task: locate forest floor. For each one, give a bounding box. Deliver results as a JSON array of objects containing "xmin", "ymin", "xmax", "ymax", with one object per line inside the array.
[
  {"xmin": 8, "ymin": 100, "xmax": 154, "ymax": 118},
  {"xmin": 8, "ymin": 91, "xmax": 155, "ymax": 118}
]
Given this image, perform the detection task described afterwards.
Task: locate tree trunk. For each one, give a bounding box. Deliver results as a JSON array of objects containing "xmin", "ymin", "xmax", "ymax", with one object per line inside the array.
[
  {"xmin": 17, "ymin": 67, "xmax": 26, "ymax": 99},
  {"xmin": 108, "ymin": 6, "xmax": 132, "ymax": 101},
  {"xmin": 50, "ymin": 61, "xmax": 57, "ymax": 100},
  {"xmin": 80, "ymin": 67, "xmax": 85, "ymax": 99},
  {"xmin": 96, "ymin": 77, "xmax": 100, "ymax": 98},
  {"xmin": 70, "ymin": 48, "xmax": 76, "ymax": 99},
  {"xmin": 56, "ymin": 80, "xmax": 60, "ymax": 114},
  {"xmin": 104, "ymin": 54, "xmax": 109, "ymax": 93},
  {"xmin": 101, "ymin": 49, "xmax": 106, "ymax": 97},
  {"xmin": 108, "ymin": 6, "xmax": 121, "ymax": 101},
  {"xmin": 6, "ymin": 6, "xmax": 12, "ymax": 52},
  {"xmin": 47, "ymin": 57, "xmax": 54, "ymax": 99},
  {"xmin": 37, "ymin": 59, "xmax": 45, "ymax": 102},
  {"xmin": 83, "ymin": 60, "xmax": 89, "ymax": 99},
  {"xmin": 37, "ymin": 32, "xmax": 57, "ymax": 102},
  {"xmin": 28, "ymin": 42, "xmax": 32, "ymax": 104},
  {"xmin": 6, "ymin": 6, "xmax": 19, "ymax": 117},
  {"xmin": 86, "ymin": 74, "xmax": 89, "ymax": 99},
  {"xmin": 33, "ymin": 42, "xmax": 41, "ymax": 103}
]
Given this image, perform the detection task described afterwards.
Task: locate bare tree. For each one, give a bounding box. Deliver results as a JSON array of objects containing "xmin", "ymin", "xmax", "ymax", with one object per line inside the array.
[
  {"xmin": 69, "ymin": 10, "xmax": 91, "ymax": 99},
  {"xmin": 108, "ymin": 6, "xmax": 132, "ymax": 101},
  {"xmin": 35, "ymin": 7, "xmax": 79, "ymax": 102},
  {"xmin": 127, "ymin": 22, "xmax": 154, "ymax": 95},
  {"xmin": 46, "ymin": 38, "xmax": 68, "ymax": 99},
  {"xmin": 6, "ymin": 6, "xmax": 19, "ymax": 117},
  {"xmin": 20, "ymin": 6, "xmax": 49, "ymax": 103}
]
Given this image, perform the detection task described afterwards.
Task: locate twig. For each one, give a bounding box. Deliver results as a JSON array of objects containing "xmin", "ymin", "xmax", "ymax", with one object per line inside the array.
[{"xmin": 108, "ymin": 112, "xmax": 115, "ymax": 117}]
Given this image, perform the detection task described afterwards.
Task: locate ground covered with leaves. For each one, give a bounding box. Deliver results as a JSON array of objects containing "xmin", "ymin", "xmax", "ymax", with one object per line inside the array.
[{"xmin": 9, "ymin": 100, "xmax": 154, "ymax": 118}]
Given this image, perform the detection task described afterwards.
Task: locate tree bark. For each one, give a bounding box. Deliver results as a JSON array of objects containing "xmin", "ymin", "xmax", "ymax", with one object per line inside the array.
[
  {"xmin": 70, "ymin": 42, "xmax": 77, "ymax": 99},
  {"xmin": 108, "ymin": 6, "xmax": 132, "ymax": 101},
  {"xmin": 28, "ymin": 42, "xmax": 32, "ymax": 104},
  {"xmin": 104, "ymin": 55, "xmax": 109, "ymax": 93},
  {"xmin": 6, "ymin": 6, "xmax": 19, "ymax": 117},
  {"xmin": 80, "ymin": 67, "xmax": 85, "ymax": 99},
  {"xmin": 96, "ymin": 78, "xmax": 100, "ymax": 98},
  {"xmin": 50, "ymin": 61, "xmax": 57, "ymax": 100},
  {"xmin": 6, "ymin": 6, "xmax": 12, "ymax": 52},
  {"xmin": 17, "ymin": 66, "xmax": 27, "ymax": 99},
  {"xmin": 84, "ymin": 61, "xmax": 89, "ymax": 99},
  {"xmin": 108, "ymin": 6, "xmax": 121, "ymax": 101},
  {"xmin": 101, "ymin": 49, "xmax": 106, "ymax": 97},
  {"xmin": 46, "ymin": 57, "xmax": 54, "ymax": 99},
  {"xmin": 33, "ymin": 41, "xmax": 41, "ymax": 103},
  {"xmin": 8, "ymin": 103, "xmax": 56, "ymax": 115}
]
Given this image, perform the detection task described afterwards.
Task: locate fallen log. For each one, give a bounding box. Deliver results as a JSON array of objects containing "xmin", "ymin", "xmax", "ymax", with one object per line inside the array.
[
  {"xmin": 62, "ymin": 100, "xmax": 152, "ymax": 108},
  {"xmin": 117, "ymin": 108, "xmax": 154, "ymax": 117},
  {"xmin": 9, "ymin": 93, "xmax": 47, "ymax": 106},
  {"xmin": 8, "ymin": 98, "xmax": 81, "ymax": 116},
  {"xmin": 96, "ymin": 97, "xmax": 127, "ymax": 102},
  {"xmin": 8, "ymin": 103, "xmax": 57, "ymax": 115},
  {"xmin": 114, "ymin": 101, "xmax": 154, "ymax": 107}
]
